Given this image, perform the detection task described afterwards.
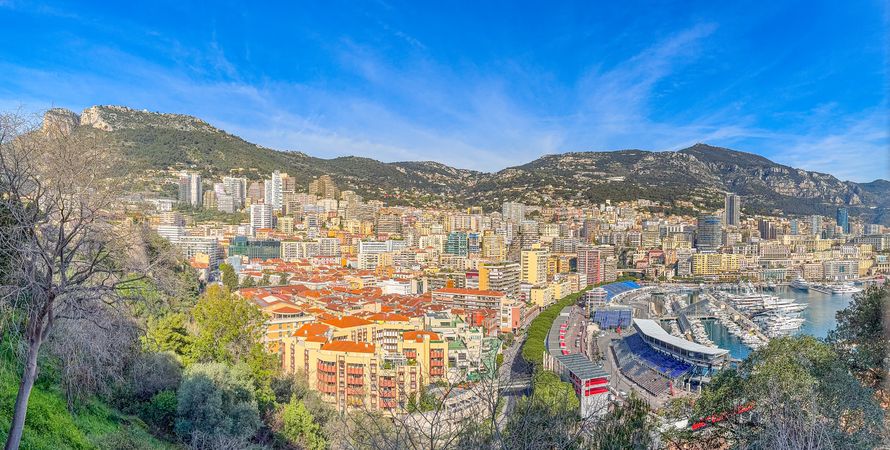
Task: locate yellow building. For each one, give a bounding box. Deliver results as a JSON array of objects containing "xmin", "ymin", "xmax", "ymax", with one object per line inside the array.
[
  {"xmin": 521, "ymin": 248, "xmax": 549, "ymax": 284},
  {"xmin": 529, "ymin": 284, "xmax": 554, "ymax": 308},
  {"xmin": 478, "ymin": 262, "xmax": 520, "ymax": 298},
  {"xmin": 691, "ymin": 253, "xmax": 740, "ymax": 276},
  {"xmin": 481, "ymin": 231, "xmax": 506, "ymax": 262},
  {"xmin": 283, "ymin": 321, "xmax": 447, "ymax": 413}
]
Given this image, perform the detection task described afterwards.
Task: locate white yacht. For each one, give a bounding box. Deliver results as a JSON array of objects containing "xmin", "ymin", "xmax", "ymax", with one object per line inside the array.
[
  {"xmin": 829, "ymin": 283, "xmax": 862, "ymax": 295},
  {"xmin": 789, "ymin": 277, "xmax": 809, "ymax": 291},
  {"xmin": 812, "ymin": 282, "xmax": 862, "ymax": 295},
  {"xmin": 809, "ymin": 283, "xmax": 832, "ymax": 294}
]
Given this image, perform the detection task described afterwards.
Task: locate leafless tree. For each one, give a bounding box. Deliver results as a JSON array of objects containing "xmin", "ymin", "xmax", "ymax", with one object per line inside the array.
[
  {"xmin": 46, "ymin": 307, "xmax": 140, "ymax": 408},
  {"xmin": 0, "ymin": 112, "xmax": 158, "ymax": 450}
]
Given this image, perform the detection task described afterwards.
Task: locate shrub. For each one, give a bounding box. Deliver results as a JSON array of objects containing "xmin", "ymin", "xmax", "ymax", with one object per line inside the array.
[
  {"xmin": 175, "ymin": 362, "xmax": 261, "ymax": 444},
  {"xmin": 277, "ymin": 396, "xmax": 327, "ymax": 450},
  {"xmin": 140, "ymin": 390, "xmax": 177, "ymax": 434}
]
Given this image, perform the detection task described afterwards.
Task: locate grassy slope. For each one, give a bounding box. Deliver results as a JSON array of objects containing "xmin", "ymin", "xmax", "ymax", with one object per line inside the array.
[{"xmin": 0, "ymin": 363, "xmax": 177, "ymax": 450}]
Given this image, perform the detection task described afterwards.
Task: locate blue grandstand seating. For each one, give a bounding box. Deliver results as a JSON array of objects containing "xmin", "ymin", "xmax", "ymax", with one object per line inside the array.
[
  {"xmin": 600, "ymin": 281, "xmax": 641, "ymax": 300},
  {"xmin": 592, "ymin": 309, "xmax": 632, "ymax": 330},
  {"xmin": 623, "ymin": 333, "xmax": 691, "ymax": 379},
  {"xmin": 611, "ymin": 342, "xmax": 672, "ymax": 396}
]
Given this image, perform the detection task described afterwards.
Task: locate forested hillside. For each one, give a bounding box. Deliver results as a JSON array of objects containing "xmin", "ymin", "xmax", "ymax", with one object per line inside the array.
[{"xmin": 43, "ymin": 106, "xmax": 890, "ymax": 222}]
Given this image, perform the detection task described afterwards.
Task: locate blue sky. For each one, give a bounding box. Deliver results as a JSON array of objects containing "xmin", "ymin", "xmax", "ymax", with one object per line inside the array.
[{"xmin": 0, "ymin": 1, "xmax": 887, "ymax": 181}]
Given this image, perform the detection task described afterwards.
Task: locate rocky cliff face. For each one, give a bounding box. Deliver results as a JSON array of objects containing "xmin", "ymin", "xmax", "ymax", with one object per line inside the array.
[
  {"xmin": 40, "ymin": 106, "xmax": 890, "ymax": 223},
  {"xmin": 47, "ymin": 105, "xmax": 220, "ymax": 133},
  {"xmin": 42, "ymin": 108, "xmax": 80, "ymax": 134}
]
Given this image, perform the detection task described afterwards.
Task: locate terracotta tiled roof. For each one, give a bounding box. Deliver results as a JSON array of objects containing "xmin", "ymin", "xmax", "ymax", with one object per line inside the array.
[
  {"xmin": 320, "ymin": 316, "xmax": 372, "ymax": 329},
  {"xmin": 367, "ymin": 313, "xmax": 410, "ymax": 322},
  {"xmin": 321, "ymin": 341, "xmax": 375, "ymax": 354},
  {"xmin": 403, "ymin": 331, "xmax": 440, "ymax": 342},
  {"xmin": 294, "ymin": 323, "xmax": 330, "ymax": 338}
]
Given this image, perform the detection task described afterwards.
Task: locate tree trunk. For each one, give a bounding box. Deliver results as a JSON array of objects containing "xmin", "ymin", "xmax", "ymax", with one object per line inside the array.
[{"xmin": 4, "ymin": 337, "xmax": 41, "ymax": 450}]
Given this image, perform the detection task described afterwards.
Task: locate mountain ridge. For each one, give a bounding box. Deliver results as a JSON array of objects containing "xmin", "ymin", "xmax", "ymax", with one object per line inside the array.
[{"xmin": 43, "ymin": 105, "xmax": 890, "ymax": 224}]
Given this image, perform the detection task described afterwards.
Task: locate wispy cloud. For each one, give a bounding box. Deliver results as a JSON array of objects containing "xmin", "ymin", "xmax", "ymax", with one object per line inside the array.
[
  {"xmin": 0, "ymin": 14, "xmax": 885, "ymax": 182},
  {"xmin": 758, "ymin": 109, "xmax": 889, "ymax": 182}
]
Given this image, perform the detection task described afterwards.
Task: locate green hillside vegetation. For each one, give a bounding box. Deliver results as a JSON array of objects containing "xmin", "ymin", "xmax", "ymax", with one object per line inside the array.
[
  {"xmin": 0, "ymin": 353, "xmax": 176, "ymax": 450},
  {"xmin": 48, "ymin": 106, "xmax": 890, "ymax": 223}
]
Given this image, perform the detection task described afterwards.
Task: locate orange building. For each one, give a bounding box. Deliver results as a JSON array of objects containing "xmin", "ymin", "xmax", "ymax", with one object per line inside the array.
[{"xmin": 283, "ymin": 317, "xmax": 448, "ymax": 413}]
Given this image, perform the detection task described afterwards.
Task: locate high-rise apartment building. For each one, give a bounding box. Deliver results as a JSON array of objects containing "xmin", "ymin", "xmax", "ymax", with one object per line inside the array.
[
  {"xmin": 202, "ymin": 190, "xmax": 216, "ymax": 210},
  {"xmin": 519, "ymin": 220, "xmax": 540, "ymax": 250},
  {"xmin": 264, "ymin": 171, "xmax": 286, "ymax": 211},
  {"xmin": 376, "ymin": 212, "xmax": 403, "ymax": 236},
  {"xmin": 445, "ymin": 231, "xmax": 469, "ymax": 256},
  {"xmin": 250, "ymin": 203, "xmax": 274, "ymax": 235},
  {"xmin": 478, "ymin": 261, "xmax": 520, "ymax": 298},
  {"xmin": 309, "ymin": 175, "xmax": 339, "ymax": 199},
  {"xmin": 836, "ymin": 207, "xmax": 850, "ymax": 234},
  {"xmin": 223, "ymin": 177, "xmax": 247, "ymax": 208},
  {"xmin": 521, "ymin": 248, "xmax": 549, "ymax": 285},
  {"xmin": 576, "ymin": 245, "xmax": 602, "ymax": 286},
  {"xmin": 178, "ymin": 172, "xmax": 203, "ymax": 207},
  {"xmin": 810, "ymin": 215, "xmax": 823, "ymax": 236},
  {"xmin": 695, "ymin": 215, "xmax": 723, "ymax": 252},
  {"xmin": 724, "ymin": 193, "xmax": 741, "ymax": 226},
  {"xmin": 501, "ymin": 201, "xmax": 526, "ymax": 224},
  {"xmin": 481, "ymin": 231, "xmax": 506, "ymax": 261},
  {"xmin": 757, "ymin": 219, "xmax": 777, "ymax": 240}
]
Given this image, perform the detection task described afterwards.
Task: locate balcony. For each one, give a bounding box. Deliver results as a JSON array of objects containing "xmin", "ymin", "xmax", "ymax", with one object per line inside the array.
[
  {"xmin": 379, "ymin": 389, "xmax": 396, "ymax": 398},
  {"xmin": 430, "ymin": 368, "xmax": 444, "ymax": 377},
  {"xmin": 430, "ymin": 359, "xmax": 444, "ymax": 367},
  {"xmin": 318, "ymin": 361, "xmax": 337, "ymax": 374},
  {"xmin": 380, "ymin": 399, "xmax": 397, "ymax": 409},
  {"xmin": 346, "ymin": 375, "xmax": 364, "ymax": 386},
  {"xmin": 346, "ymin": 387, "xmax": 365, "ymax": 396},
  {"xmin": 430, "ymin": 350, "xmax": 444, "ymax": 358},
  {"xmin": 379, "ymin": 378, "xmax": 396, "ymax": 388},
  {"xmin": 316, "ymin": 381, "xmax": 337, "ymax": 394},
  {"xmin": 346, "ymin": 366, "xmax": 364, "ymax": 376},
  {"xmin": 317, "ymin": 372, "xmax": 337, "ymax": 383}
]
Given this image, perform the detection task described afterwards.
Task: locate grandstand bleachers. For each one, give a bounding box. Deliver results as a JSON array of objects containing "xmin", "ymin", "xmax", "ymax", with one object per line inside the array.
[
  {"xmin": 623, "ymin": 333, "xmax": 691, "ymax": 379},
  {"xmin": 593, "ymin": 308, "xmax": 633, "ymax": 330},
  {"xmin": 600, "ymin": 281, "xmax": 641, "ymax": 300},
  {"xmin": 611, "ymin": 342, "xmax": 672, "ymax": 396}
]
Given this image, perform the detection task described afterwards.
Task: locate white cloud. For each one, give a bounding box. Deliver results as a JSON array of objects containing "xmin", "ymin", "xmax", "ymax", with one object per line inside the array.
[{"xmin": 0, "ymin": 21, "xmax": 885, "ymax": 183}]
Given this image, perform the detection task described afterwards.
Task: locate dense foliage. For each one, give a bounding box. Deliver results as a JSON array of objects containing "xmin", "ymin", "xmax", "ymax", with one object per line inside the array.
[
  {"xmin": 174, "ymin": 362, "xmax": 261, "ymax": 445},
  {"xmin": 277, "ymin": 396, "xmax": 326, "ymax": 450},
  {"xmin": 521, "ymin": 287, "xmax": 590, "ymax": 371},
  {"xmin": 827, "ymin": 284, "xmax": 888, "ymax": 388}
]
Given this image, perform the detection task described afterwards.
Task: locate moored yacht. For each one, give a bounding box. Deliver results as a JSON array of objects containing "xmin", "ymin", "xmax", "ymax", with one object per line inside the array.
[
  {"xmin": 789, "ymin": 277, "xmax": 809, "ymax": 291},
  {"xmin": 829, "ymin": 283, "xmax": 862, "ymax": 295},
  {"xmin": 812, "ymin": 282, "xmax": 862, "ymax": 295}
]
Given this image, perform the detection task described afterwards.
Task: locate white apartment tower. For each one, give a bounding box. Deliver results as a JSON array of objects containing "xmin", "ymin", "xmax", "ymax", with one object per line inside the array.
[
  {"xmin": 264, "ymin": 171, "xmax": 285, "ymax": 211},
  {"xmin": 250, "ymin": 203, "xmax": 274, "ymax": 235}
]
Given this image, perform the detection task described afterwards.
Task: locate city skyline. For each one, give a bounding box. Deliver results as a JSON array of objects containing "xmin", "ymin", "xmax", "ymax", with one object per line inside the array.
[
  {"xmin": 0, "ymin": 4, "xmax": 887, "ymax": 449},
  {"xmin": 0, "ymin": 1, "xmax": 887, "ymax": 181}
]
